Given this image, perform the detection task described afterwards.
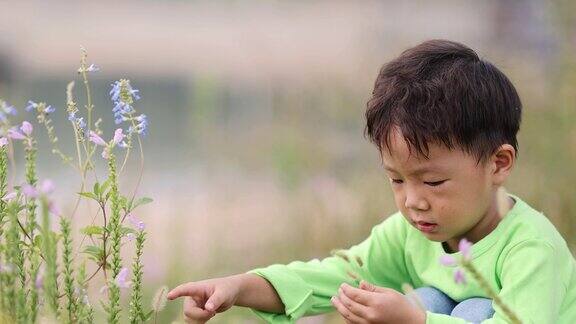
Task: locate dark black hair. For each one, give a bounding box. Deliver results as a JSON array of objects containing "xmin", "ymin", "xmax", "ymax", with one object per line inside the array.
[{"xmin": 364, "ymin": 39, "xmax": 522, "ymax": 164}]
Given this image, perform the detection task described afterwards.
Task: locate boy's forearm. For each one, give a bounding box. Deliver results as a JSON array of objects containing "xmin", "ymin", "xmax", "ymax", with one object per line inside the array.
[{"xmin": 231, "ymin": 273, "xmax": 285, "ymax": 314}]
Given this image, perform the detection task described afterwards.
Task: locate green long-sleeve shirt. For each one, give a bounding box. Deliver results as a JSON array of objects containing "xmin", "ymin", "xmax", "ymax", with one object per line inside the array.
[{"xmin": 247, "ymin": 194, "xmax": 576, "ymax": 323}]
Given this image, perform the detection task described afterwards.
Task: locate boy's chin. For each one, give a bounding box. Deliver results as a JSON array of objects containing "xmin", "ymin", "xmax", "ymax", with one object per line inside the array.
[{"xmin": 419, "ymin": 231, "xmax": 448, "ymax": 242}]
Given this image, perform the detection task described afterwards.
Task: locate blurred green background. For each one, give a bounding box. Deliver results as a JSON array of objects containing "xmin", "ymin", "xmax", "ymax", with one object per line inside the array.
[{"xmin": 0, "ymin": 0, "xmax": 574, "ymax": 322}]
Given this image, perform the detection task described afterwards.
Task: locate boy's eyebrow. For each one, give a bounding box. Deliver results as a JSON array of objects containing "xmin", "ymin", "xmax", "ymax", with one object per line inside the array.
[{"xmin": 383, "ymin": 165, "xmax": 440, "ymax": 176}]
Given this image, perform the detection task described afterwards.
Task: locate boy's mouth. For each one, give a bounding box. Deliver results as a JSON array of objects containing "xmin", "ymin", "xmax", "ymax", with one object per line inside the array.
[{"xmin": 415, "ymin": 221, "xmax": 438, "ymax": 233}]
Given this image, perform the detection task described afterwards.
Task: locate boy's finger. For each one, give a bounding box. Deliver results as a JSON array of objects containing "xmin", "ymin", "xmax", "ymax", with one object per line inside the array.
[
  {"xmin": 340, "ymin": 283, "xmax": 372, "ymax": 306},
  {"xmin": 183, "ymin": 297, "xmax": 216, "ymax": 321},
  {"xmin": 204, "ymin": 289, "xmax": 224, "ymax": 311},
  {"xmin": 331, "ymin": 295, "xmax": 366, "ymax": 324},
  {"xmin": 168, "ymin": 282, "xmax": 201, "ymax": 300},
  {"xmin": 338, "ymin": 287, "xmax": 370, "ymax": 319}
]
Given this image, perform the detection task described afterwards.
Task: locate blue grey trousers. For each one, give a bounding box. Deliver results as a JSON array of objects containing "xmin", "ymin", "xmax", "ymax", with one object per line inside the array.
[{"xmin": 414, "ymin": 287, "xmax": 495, "ymax": 323}]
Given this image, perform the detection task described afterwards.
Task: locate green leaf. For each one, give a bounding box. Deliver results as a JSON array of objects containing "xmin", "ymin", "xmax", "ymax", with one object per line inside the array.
[
  {"xmin": 120, "ymin": 226, "xmax": 136, "ymax": 236},
  {"xmin": 78, "ymin": 192, "xmax": 98, "ymax": 200},
  {"xmin": 100, "ymin": 179, "xmax": 111, "ymax": 193},
  {"xmin": 34, "ymin": 234, "xmax": 43, "ymax": 247},
  {"xmin": 143, "ymin": 310, "xmax": 154, "ymax": 321},
  {"xmin": 81, "ymin": 225, "xmax": 103, "ymax": 236},
  {"xmin": 82, "ymin": 245, "xmax": 104, "ymax": 262},
  {"xmin": 93, "ymin": 182, "xmax": 100, "ymax": 196},
  {"xmin": 130, "ymin": 197, "xmax": 153, "ymax": 211}
]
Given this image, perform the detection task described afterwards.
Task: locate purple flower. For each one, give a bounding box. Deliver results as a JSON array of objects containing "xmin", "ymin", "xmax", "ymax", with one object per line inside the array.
[
  {"xmin": 454, "ymin": 269, "xmax": 466, "ymax": 284},
  {"xmin": 43, "ymin": 105, "xmax": 55, "ymax": 114},
  {"xmin": 25, "ymin": 100, "xmax": 38, "ymax": 112},
  {"xmin": 86, "ymin": 64, "xmax": 100, "ymax": 72},
  {"xmin": 458, "ymin": 239, "xmax": 472, "ymax": 260},
  {"xmin": 124, "ymin": 233, "xmax": 135, "ymax": 242},
  {"xmin": 68, "ymin": 112, "xmax": 87, "ymax": 130},
  {"xmin": 110, "ymin": 80, "xmax": 147, "ymax": 135},
  {"xmin": 0, "ymin": 137, "xmax": 8, "ymax": 147},
  {"xmin": 115, "ymin": 267, "xmax": 131, "ymax": 289},
  {"xmin": 110, "ymin": 81, "xmax": 122, "ymax": 102},
  {"xmin": 134, "ymin": 114, "xmax": 148, "ymax": 136},
  {"xmin": 89, "ymin": 131, "xmax": 107, "ymax": 146},
  {"xmin": 127, "ymin": 214, "xmax": 145, "ymax": 231},
  {"xmin": 100, "ymin": 267, "xmax": 132, "ymax": 295},
  {"xmin": 20, "ymin": 121, "xmax": 33, "ymax": 136},
  {"xmin": 2, "ymin": 104, "xmax": 17, "ymax": 116}
]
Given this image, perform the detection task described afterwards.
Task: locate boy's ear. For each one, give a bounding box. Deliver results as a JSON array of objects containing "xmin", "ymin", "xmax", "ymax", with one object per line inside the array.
[{"xmin": 490, "ymin": 144, "xmax": 516, "ymax": 186}]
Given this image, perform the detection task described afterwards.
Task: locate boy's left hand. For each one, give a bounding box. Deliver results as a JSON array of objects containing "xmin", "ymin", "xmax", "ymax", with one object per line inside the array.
[{"xmin": 331, "ymin": 281, "xmax": 426, "ymax": 324}]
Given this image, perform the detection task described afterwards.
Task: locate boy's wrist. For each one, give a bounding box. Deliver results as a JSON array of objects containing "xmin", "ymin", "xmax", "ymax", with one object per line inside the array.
[
  {"xmin": 228, "ymin": 273, "xmax": 259, "ymax": 306},
  {"xmin": 229, "ymin": 273, "xmax": 285, "ymax": 313}
]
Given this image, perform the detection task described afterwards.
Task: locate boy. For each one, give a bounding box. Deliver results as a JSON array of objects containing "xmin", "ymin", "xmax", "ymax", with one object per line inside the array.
[{"xmin": 167, "ymin": 40, "xmax": 576, "ymax": 323}]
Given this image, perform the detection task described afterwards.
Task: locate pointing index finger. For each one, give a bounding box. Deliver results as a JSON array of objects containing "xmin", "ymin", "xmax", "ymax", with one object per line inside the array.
[{"xmin": 167, "ymin": 282, "xmax": 198, "ymax": 300}]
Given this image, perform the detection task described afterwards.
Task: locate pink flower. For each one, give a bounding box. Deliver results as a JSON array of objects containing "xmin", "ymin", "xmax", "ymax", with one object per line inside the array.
[
  {"xmin": 48, "ymin": 201, "xmax": 60, "ymax": 215},
  {"xmin": 458, "ymin": 239, "xmax": 472, "ymax": 260},
  {"xmin": 39, "ymin": 179, "xmax": 55, "ymax": 194},
  {"xmin": 20, "ymin": 121, "xmax": 33, "ymax": 136},
  {"xmin": 0, "ymin": 137, "xmax": 8, "ymax": 147},
  {"xmin": 22, "ymin": 179, "xmax": 55, "ymax": 199},
  {"xmin": 454, "ymin": 269, "xmax": 466, "ymax": 284},
  {"xmin": 0, "ymin": 263, "xmax": 13, "ymax": 273},
  {"xmin": 101, "ymin": 148, "xmax": 110, "ymax": 160},
  {"xmin": 22, "ymin": 184, "xmax": 38, "ymax": 198},
  {"xmin": 2, "ymin": 192, "xmax": 17, "ymax": 202},
  {"xmin": 112, "ymin": 128, "xmax": 124, "ymax": 146},
  {"xmin": 439, "ymin": 254, "xmax": 457, "ymax": 267},
  {"xmin": 89, "ymin": 131, "xmax": 107, "ymax": 146},
  {"xmin": 35, "ymin": 268, "xmax": 44, "ymax": 289},
  {"xmin": 7, "ymin": 128, "xmax": 26, "ymax": 140}
]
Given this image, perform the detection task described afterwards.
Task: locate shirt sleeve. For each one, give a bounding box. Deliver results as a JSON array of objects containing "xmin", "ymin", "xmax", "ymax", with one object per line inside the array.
[
  {"xmin": 426, "ymin": 239, "xmax": 566, "ymax": 324},
  {"xmin": 246, "ymin": 212, "xmax": 411, "ymax": 323}
]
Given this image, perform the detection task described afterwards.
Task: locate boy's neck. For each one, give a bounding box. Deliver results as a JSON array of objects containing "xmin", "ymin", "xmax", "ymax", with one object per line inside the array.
[{"xmin": 443, "ymin": 196, "xmax": 516, "ymax": 254}]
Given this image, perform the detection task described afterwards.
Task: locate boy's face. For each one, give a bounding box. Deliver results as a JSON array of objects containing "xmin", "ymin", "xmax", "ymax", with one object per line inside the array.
[{"xmin": 381, "ymin": 129, "xmax": 513, "ymax": 249}]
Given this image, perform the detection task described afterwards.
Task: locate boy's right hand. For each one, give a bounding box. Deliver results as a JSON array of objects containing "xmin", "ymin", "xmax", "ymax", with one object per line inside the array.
[{"xmin": 167, "ymin": 276, "xmax": 242, "ymax": 323}]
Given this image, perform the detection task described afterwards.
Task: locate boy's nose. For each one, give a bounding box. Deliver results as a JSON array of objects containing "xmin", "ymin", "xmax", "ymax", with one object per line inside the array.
[{"xmin": 404, "ymin": 191, "xmax": 430, "ymax": 211}]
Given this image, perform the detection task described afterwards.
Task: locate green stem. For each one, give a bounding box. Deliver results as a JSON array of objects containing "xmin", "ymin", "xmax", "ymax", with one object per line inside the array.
[
  {"xmin": 61, "ymin": 217, "xmax": 77, "ymax": 323},
  {"xmin": 129, "ymin": 230, "xmax": 146, "ymax": 323},
  {"xmin": 41, "ymin": 197, "xmax": 60, "ymax": 319},
  {"xmin": 107, "ymin": 152, "xmax": 122, "ymax": 324},
  {"xmin": 0, "ymin": 146, "xmax": 8, "ymax": 314},
  {"xmin": 25, "ymin": 140, "xmax": 40, "ymax": 323},
  {"xmin": 462, "ymin": 260, "xmax": 521, "ymax": 324}
]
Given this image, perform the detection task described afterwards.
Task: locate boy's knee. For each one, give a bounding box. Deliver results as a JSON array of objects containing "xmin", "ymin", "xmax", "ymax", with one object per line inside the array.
[
  {"xmin": 451, "ymin": 297, "xmax": 495, "ymax": 323},
  {"xmin": 414, "ymin": 286, "xmax": 456, "ymax": 315}
]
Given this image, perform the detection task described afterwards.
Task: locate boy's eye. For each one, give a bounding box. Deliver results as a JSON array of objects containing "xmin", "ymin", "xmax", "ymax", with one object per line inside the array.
[
  {"xmin": 425, "ymin": 180, "xmax": 446, "ymax": 187},
  {"xmin": 391, "ymin": 179, "xmax": 403, "ymax": 184}
]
